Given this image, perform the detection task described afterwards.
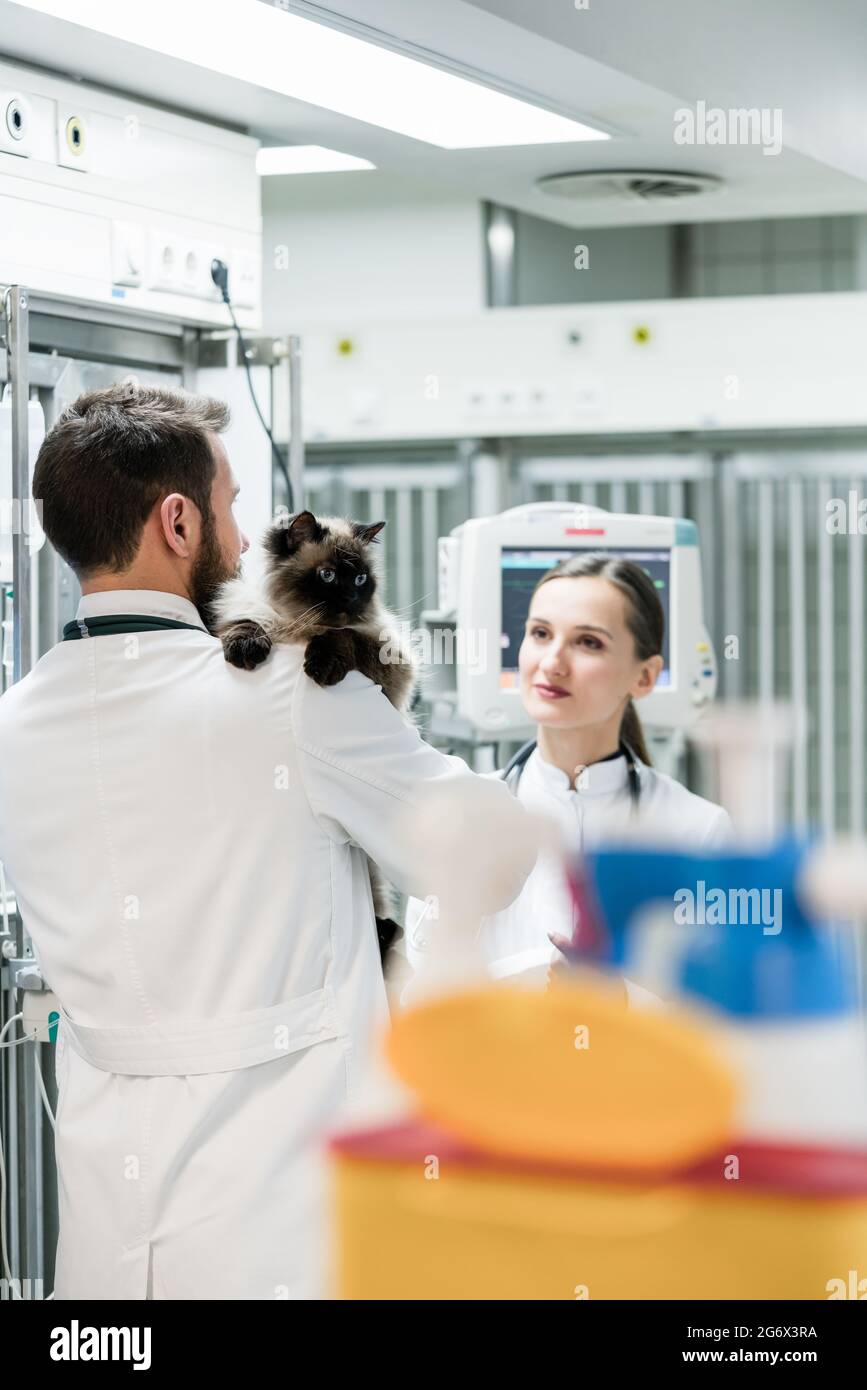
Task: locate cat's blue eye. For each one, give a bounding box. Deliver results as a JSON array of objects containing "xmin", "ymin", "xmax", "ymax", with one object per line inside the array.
[
  {"xmin": 318, "ymin": 567, "xmax": 336, "ymax": 583},
  {"xmin": 354, "ymin": 574, "xmax": 367, "ymax": 587}
]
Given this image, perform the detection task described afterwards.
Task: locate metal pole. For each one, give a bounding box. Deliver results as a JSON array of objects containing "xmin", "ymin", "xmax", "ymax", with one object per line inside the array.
[
  {"xmin": 720, "ymin": 455, "xmax": 743, "ymax": 699},
  {"xmin": 849, "ymin": 473, "xmax": 865, "ymax": 835},
  {"xmin": 6, "ymin": 286, "xmax": 46, "ymax": 1290},
  {"xmin": 287, "ymin": 335, "xmax": 305, "ymax": 512},
  {"xmin": 788, "ymin": 477, "xmax": 808, "ymax": 830},
  {"xmin": 817, "ymin": 478, "xmax": 835, "ymax": 835},
  {"xmin": 7, "ymin": 287, "xmax": 32, "ymax": 684},
  {"xmin": 758, "ymin": 480, "xmax": 775, "ymax": 707}
]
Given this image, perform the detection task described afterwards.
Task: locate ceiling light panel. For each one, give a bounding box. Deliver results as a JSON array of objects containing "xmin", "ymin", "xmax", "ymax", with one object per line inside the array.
[{"xmin": 10, "ymin": 0, "xmax": 611, "ymax": 148}]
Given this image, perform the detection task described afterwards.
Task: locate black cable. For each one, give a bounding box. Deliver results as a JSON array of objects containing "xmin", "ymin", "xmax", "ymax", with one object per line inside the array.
[{"xmin": 210, "ymin": 259, "xmax": 294, "ymax": 512}]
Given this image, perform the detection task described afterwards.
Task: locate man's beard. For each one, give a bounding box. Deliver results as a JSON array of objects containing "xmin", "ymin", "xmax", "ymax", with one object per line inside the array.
[{"xmin": 190, "ymin": 518, "xmax": 241, "ymax": 626}]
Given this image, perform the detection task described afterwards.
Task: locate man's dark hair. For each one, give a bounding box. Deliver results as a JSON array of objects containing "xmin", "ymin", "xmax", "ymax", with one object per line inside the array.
[{"xmin": 33, "ymin": 381, "xmax": 230, "ymax": 577}]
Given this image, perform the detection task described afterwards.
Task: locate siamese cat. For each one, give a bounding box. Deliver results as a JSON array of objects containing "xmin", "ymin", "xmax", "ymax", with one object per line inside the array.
[{"xmin": 211, "ymin": 510, "xmax": 416, "ymax": 961}]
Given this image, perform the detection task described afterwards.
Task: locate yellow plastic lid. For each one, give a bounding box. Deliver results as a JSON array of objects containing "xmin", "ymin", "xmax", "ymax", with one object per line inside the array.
[{"xmin": 386, "ymin": 975, "xmax": 738, "ymax": 1171}]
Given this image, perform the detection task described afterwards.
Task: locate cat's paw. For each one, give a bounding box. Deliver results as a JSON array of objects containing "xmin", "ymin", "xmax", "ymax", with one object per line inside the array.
[
  {"xmin": 375, "ymin": 916, "xmax": 401, "ymax": 964},
  {"xmin": 221, "ymin": 621, "xmax": 273, "ymax": 671},
  {"xmin": 304, "ymin": 632, "xmax": 351, "ymax": 686}
]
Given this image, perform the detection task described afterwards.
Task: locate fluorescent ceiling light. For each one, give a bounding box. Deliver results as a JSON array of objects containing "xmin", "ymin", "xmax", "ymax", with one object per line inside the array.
[
  {"xmin": 10, "ymin": 0, "xmax": 611, "ymax": 149},
  {"xmin": 256, "ymin": 145, "xmax": 375, "ymax": 175}
]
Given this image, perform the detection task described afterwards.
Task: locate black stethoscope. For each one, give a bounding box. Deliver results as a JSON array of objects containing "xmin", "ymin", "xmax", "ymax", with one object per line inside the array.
[
  {"xmin": 500, "ymin": 736, "xmax": 643, "ymax": 809},
  {"xmin": 62, "ymin": 615, "xmax": 203, "ymax": 640}
]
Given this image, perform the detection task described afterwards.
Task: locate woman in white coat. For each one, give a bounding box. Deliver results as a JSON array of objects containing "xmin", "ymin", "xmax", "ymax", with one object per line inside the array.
[{"xmin": 404, "ymin": 552, "xmax": 730, "ymax": 996}]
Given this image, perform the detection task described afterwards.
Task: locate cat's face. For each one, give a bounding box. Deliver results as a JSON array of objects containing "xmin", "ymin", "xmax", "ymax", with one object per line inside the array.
[{"xmin": 263, "ymin": 510, "xmax": 385, "ymax": 636}]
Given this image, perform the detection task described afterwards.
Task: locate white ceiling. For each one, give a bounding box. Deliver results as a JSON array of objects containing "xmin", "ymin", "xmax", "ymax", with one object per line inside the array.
[{"xmin": 1, "ymin": 0, "xmax": 865, "ymax": 227}]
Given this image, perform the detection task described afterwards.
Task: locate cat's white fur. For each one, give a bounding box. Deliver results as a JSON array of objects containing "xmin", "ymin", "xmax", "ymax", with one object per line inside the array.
[{"xmin": 210, "ymin": 572, "xmax": 282, "ymax": 634}]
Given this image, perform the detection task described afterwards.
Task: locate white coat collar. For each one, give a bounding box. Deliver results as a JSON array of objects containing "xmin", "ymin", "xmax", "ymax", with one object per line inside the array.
[
  {"xmin": 522, "ymin": 745, "xmax": 634, "ymax": 798},
  {"xmin": 76, "ymin": 589, "xmax": 207, "ymax": 632}
]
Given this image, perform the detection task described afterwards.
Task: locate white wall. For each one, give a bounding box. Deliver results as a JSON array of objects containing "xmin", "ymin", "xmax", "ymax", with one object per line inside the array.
[
  {"xmin": 261, "ymin": 172, "xmax": 484, "ymax": 331},
  {"xmin": 294, "ymin": 294, "xmax": 867, "ymax": 442},
  {"xmin": 195, "ymin": 362, "xmax": 273, "ymax": 579}
]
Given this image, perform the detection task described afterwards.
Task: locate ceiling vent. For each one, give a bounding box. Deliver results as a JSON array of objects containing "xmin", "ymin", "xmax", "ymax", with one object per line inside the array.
[{"xmin": 536, "ymin": 170, "xmax": 724, "ymax": 202}]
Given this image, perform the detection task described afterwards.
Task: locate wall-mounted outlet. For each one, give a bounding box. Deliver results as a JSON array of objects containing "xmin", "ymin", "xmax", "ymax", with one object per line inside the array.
[
  {"xmin": 180, "ymin": 244, "xmax": 203, "ymax": 296},
  {"xmin": 143, "ymin": 233, "xmax": 251, "ymax": 302},
  {"xmin": 525, "ymin": 386, "xmax": 552, "ymax": 414},
  {"xmin": 463, "ymin": 383, "xmax": 490, "ymax": 412},
  {"xmin": 56, "ymin": 107, "xmax": 90, "ymax": 171},
  {"xmin": 111, "ymin": 221, "xmax": 146, "ymax": 287},
  {"xmin": 0, "ymin": 92, "xmax": 33, "ymax": 157},
  {"xmin": 231, "ymin": 251, "xmax": 258, "ymax": 309},
  {"xmin": 196, "ymin": 248, "xmax": 257, "ymax": 307},
  {"xmin": 147, "ymin": 231, "xmax": 183, "ymax": 293},
  {"xmin": 183, "ymin": 241, "xmax": 227, "ymax": 300},
  {"xmin": 206, "ymin": 244, "xmax": 230, "ymax": 300},
  {"xmin": 573, "ymin": 380, "xmax": 604, "ymax": 415}
]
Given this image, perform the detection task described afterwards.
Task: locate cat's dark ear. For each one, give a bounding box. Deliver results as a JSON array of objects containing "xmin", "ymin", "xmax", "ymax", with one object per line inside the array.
[
  {"xmin": 287, "ymin": 511, "xmax": 324, "ymax": 546},
  {"xmin": 352, "ymin": 520, "xmax": 386, "ymax": 545},
  {"xmin": 266, "ymin": 510, "xmax": 323, "ymax": 556}
]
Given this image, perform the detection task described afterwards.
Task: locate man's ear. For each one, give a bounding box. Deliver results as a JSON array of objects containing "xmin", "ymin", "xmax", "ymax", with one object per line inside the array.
[
  {"xmin": 631, "ymin": 653, "xmax": 664, "ymax": 703},
  {"xmin": 352, "ymin": 520, "xmax": 386, "ymax": 545},
  {"xmin": 265, "ymin": 510, "xmax": 323, "ymax": 556},
  {"xmin": 159, "ymin": 492, "xmax": 194, "ymax": 558}
]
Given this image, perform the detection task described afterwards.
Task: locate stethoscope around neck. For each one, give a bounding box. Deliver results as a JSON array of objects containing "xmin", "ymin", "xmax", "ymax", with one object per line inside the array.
[{"xmin": 500, "ymin": 737, "xmax": 643, "ymax": 808}]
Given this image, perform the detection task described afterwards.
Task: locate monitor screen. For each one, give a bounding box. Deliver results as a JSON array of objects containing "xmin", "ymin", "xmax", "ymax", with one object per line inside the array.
[{"xmin": 500, "ymin": 546, "xmax": 672, "ymax": 688}]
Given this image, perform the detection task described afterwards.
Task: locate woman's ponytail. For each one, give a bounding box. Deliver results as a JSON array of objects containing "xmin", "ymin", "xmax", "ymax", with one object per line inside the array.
[{"xmin": 620, "ymin": 696, "xmax": 652, "ymax": 767}]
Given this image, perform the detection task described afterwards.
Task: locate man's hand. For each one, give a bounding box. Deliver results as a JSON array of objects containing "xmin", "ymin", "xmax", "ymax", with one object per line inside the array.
[{"xmin": 221, "ymin": 620, "xmax": 273, "ymax": 671}]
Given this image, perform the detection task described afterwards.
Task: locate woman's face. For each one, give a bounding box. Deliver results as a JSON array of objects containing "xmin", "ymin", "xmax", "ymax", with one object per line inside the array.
[{"xmin": 518, "ymin": 575, "xmax": 662, "ymax": 731}]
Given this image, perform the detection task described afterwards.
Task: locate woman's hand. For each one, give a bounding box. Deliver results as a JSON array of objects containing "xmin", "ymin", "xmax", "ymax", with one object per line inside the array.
[
  {"xmin": 546, "ymin": 931, "xmax": 577, "ymax": 987},
  {"xmin": 545, "ymin": 931, "xmax": 628, "ymax": 1004}
]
